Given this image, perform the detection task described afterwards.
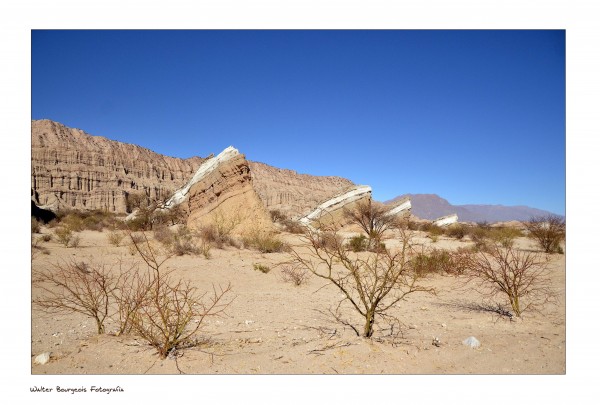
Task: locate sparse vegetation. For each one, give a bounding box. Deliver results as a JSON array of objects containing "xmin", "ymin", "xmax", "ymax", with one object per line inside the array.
[
  {"xmin": 445, "ymin": 224, "xmax": 467, "ymax": 240},
  {"xmin": 54, "ymin": 226, "xmax": 74, "ymax": 247},
  {"xmin": 289, "ymin": 223, "xmax": 433, "ymax": 338},
  {"xmin": 458, "ymin": 243, "xmax": 556, "ymax": 317},
  {"xmin": 127, "ymin": 231, "xmax": 233, "ymax": 358},
  {"xmin": 525, "ymin": 215, "xmax": 565, "ymax": 254},
  {"xmin": 107, "ymin": 229, "xmax": 126, "ymax": 247},
  {"xmin": 410, "ymin": 248, "xmax": 464, "ymax": 276},
  {"xmin": 346, "ymin": 234, "xmax": 369, "ymax": 252},
  {"xmin": 253, "ymin": 263, "xmax": 271, "ymax": 273},
  {"xmin": 343, "ymin": 199, "xmax": 398, "ymax": 250},
  {"xmin": 32, "ymin": 217, "xmax": 41, "ymax": 234},
  {"xmin": 280, "ymin": 264, "xmax": 310, "ymax": 286},
  {"xmin": 243, "ymin": 229, "xmax": 288, "ymax": 253},
  {"xmin": 33, "ymin": 260, "xmax": 118, "ymax": 334}
]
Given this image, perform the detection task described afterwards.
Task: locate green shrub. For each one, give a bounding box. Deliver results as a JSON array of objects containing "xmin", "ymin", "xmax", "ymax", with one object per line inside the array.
[
  {"xmin": 347, "ymin": 234, "xmax": 368, "ymax": 252},
  {"xmin": 253, "ymin": 263, "xmax": 271, "ymax": 273},
  {"xmin": 411, "ymin": 249, "xmax": 467, "ymax": 276}
]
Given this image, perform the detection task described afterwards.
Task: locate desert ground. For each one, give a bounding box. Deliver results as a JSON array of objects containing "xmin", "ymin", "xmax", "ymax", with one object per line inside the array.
[{"xmin": 31, "ymin": 226, "xmax": 565, "ymax": 375}]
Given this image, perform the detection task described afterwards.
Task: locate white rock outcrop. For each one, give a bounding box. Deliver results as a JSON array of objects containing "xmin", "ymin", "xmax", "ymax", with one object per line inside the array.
[
  {"xmin": 163, "ymin": 146, "xmax": 240, "ymax": 209},
  {"xmin": 433, "ymin": 213, "xmax": 458, "ymax": 227},
  {"xmin": 298, "ymin": 185, "xmax": 372, "ymax": 225}
]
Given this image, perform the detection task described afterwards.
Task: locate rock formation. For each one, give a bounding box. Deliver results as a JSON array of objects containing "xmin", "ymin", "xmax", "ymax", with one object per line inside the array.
[
  {"xmin": 384, "ymin": 195, "xmax": 411, "ymax": 217},
  {"xmin": 249, "ymin": 161, "xmax": 354, "ymax": 219},
  {"xmin": 433, "ymin": 213, "xmax": 459, "ymax": 227},
  {"xmin": 298, "ymin": 185, "xmax": 372, "ymax": 227},
  {"xmin": 161, "ymin": 146, "xmax": 272, "ymax": 233},
  {"xmin": 31, "ymin": 119, "xmax": 205, "ymax": 213}
]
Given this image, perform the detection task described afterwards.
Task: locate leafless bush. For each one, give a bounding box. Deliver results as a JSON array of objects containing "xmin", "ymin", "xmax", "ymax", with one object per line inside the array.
[
  {"xmin": 343, "ymin": 199, "xmax": 398, "ymax": 250},
  {"xmin": 289, "ymin": 223, "xmax": 433, "ymax": 338},
  {"xmin": 525, "ymin": 215, "xmax": 566, "ymax": 253},
  {"xmin": 33, "ymin": 260, "xmax": 118, "ymax": 334},
  {"xmin": 458, "ymin": 244, "xmax": 556, "ymax": 317},
  {"xmin": 280, "ymin": 264, "xmax": 310, "ymax": 286},
  {"xmin": 126, "ymin": 231, "xmax": 233, "ymax": 358}
]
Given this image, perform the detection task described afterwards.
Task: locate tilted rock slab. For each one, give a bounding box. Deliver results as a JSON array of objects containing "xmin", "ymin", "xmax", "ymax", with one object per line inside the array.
[
  {"xmin": 433, "ymin": 213, "xmax": 459, "ymax": 227},
  {"xmin": 298, "ymin": 185, "xmax": 372, "ymax": 227},
  {"xmin": 170, "ymin": 147, "xmax": 272, "ymax": 233},
  {"xmin": 31, "ymin": 120, "xmax": 205, "ymax": 213},
  {"xmin": 385, "ymin": 195, "xmax": 412, "ymax": 217}
]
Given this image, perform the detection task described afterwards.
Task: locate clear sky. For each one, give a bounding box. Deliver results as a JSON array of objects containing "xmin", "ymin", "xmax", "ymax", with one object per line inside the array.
[{"xmin": 31, "ymin": 30, "xmax": 565, "ymax": 215}]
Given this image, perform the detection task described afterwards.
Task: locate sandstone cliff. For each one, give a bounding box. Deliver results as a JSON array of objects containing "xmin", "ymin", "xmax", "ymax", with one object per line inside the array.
[
  {"xmin": 31, "ymin": 120, "xmax": 206, "ymax": 213},
  {"xmin": 161, "ymin": 146, "xmax": 272, "ymax": 233},
  {"xmin": 248, "ymin": 161, "xmax": 354, "ymax": 219}
]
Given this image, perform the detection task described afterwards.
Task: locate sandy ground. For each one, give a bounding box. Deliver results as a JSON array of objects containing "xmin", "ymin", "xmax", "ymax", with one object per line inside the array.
[{"xmin": 31, "ymin": 227, "xmax": 565, "ymax": 375}]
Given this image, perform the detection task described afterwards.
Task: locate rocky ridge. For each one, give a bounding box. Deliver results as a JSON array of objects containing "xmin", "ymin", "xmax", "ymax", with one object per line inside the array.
[{"xmin": 31, "ymin": 120, "xmax": 205, "ymax": 213}]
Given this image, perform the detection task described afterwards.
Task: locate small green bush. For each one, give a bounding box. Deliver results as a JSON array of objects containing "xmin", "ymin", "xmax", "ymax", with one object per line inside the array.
[
  {"xmin": 253, "ymin": 263, "xmax": 271, "ymax": 273},
  {"xmin": 411, "ymin": 249, "xmax": 465, "ymax": 276},
  {"xmin": 346, "ymin": 234, "xmax": 368, "ymax": 252}
]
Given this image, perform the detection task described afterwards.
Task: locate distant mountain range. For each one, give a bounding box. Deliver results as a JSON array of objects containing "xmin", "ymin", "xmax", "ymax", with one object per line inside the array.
[{"xmin": 386, "ymin": 194, "xmax": 561, "ymax": 223}]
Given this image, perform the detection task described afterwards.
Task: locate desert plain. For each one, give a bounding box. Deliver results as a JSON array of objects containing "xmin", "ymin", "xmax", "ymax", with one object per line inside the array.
[{"xmin": 31, "ymin": 225, "xmax": 565, "ymax": 375}]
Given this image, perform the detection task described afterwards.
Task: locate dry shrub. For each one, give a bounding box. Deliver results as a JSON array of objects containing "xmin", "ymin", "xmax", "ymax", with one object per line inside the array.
[
  {"xmin": 281, "ymin": 219, "xmax": 305, "ymax": 234},
  {"xmin": 127, "ymin": 232, "xmax": 233, "ymax": 358},
  {"xmin": 243, "ymin": 229, "xmax": 288, "ymax": 253},
  {"xmin": 289, "ymin": 225, "xmax": 433, "ymax": 338},
  {"xmin": 489, "ymin": 226, "xmax": 523, "ymax": 248},
  {"xmin": 54, "ymin": 226, "xmax": 74, "ymax": 247},
  {"xmin": 458, "ymin": 244, "xmax": 556, "ymax": 317},
  {"xmin": 70, "ymin": 234, "xmax": 81, "ymax": 248},
  {"xmin": 280, "ymin": 264, "xmax": 310, "ymax": 286},
  {"xmin": 410, "ymin": 248, "xmax": 461, "ymax": 276},
  {"xmin": 525, "ymin": 215, "xmax": 566, "ymax": 254},
  {"xmin": 445, "ymin": 224, "xmax": 468, "ymax": 240},
  {"xmin": 40, "ymin": 234, "xmax": 52, "ymax": 242},
  {"xmin": 107, "ymin": 230, "xmax": 126, "ymax": 247},
  {"xmin": 33, "ymin": 260, "xmax": 118, "ymax": 334}
]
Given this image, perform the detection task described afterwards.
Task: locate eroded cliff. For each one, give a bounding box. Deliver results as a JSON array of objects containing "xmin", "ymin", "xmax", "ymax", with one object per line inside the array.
[{"xmin": 31, "ymin": 120, "xmax": 205, "ymax": 213}]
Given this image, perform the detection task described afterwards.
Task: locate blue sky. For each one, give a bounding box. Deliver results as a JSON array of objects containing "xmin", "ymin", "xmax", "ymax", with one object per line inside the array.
[{"xmin": 31, "ymin": 30, "xmax": 565, "ymax": 215}]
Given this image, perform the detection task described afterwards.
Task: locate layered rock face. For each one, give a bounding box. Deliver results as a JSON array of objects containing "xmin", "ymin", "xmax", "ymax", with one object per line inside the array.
[
  {"xmin": 31, "ymin": 120, "xmax": 205, "ymax": 213},
  {"xmin": 249, "ymin": 161, "xmax": 354, "ymax": 219},
  {"xmin": 174, "ymin": 147, "xmax": 272, "ymax": 233}
]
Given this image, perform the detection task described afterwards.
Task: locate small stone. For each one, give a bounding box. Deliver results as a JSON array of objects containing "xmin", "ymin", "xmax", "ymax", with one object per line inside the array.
[
  {"xmin": 463, "ymin": 336, "xmax": 481, "ymax": 349},
  {"xmin": 441, "ymin": 323, "xmax": 447, "ymax": 328},
  {"xmin": 34, "ymin": 352, "xmax": 51, "ymax": 365},
  {"xmin": 409, "ymin": 324, "xmax": 417, "ymax": 330}
]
